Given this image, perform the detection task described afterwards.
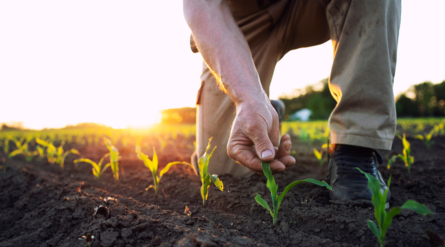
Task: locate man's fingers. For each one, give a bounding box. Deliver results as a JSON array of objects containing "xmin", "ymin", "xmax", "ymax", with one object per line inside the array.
[
  {"xmin": 275, "ymin": 134, "xmax": 292, "ymax": 159},
  {"xmin": 229, "ymin": 146, "xmax": 264, "ymax": 174},
  {"xmin": 228, "ymin": 143, "xmax": 287, "ymax": 175},
  {"xmin": 278, "ymin": 155, "xmax": 296, "ymax": 168}
]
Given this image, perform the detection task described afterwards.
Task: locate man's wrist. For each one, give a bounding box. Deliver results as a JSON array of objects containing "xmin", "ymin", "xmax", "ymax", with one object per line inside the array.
[{"xmin": 232, "ymin": 90, "xmax": 269, "ymax": 108}]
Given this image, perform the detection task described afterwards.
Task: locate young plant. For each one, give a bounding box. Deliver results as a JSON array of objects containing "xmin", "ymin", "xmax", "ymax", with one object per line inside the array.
[
  {"xmin": 397, "ymin": 134, "xmax": 414, "ymax": 173},
  {"xmin": 36, "ymin": 138, "xmax": 79, "ymax": 167},
  {"xmin": 104, "ymin": 138, "xmax": 119, "ymax": 181},
  {"xmin": 386, "ymin": 155, "xmax": 398, "ymax": 170},
  {"xmin": 8, "ymin": 138, "xmax": 36, "ymax": 162},
  {"xmin": 56, "ymin": 142, "xmax": 80, "ymax": 168},
  {"xmin": 313, "ymin": 148, "xmax": 326, "ymax": 166},
  {"xmin": 78, "ymin": 233, "xmax": 94, "ymax": 247},
  {"xmin": 36, "ymin": 138, "xmax": 58, "ymax": 164},
  {"xmin": 356, "ymin": 168, "xmax": 433, "ymax": 247},
  {"xmin": 135, "ymin": 145, "xmax": 192, "ymax": 194},
  {"xmin": 416, "ymin": 128, "xmax": 435, "ymax": 149},
  {"xmin": 74, "ymin": 154, "xmax": 110, "ymax": 180},
  {"xmin": 198, "ymin": 138, "xmax": 223, "ymax": 206},
  {"xmin": 255, "ymin": 162, "xmax": 332, "ymax": 225},
  {"xmin": 36, "ymin": 145, "xmax": 45, "ymax": 159}
]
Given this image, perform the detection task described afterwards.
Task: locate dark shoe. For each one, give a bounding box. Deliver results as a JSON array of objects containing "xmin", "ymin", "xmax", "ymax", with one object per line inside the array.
[
  {"xmin": 328, "ymin": 144, "xmax": 390, "ymax": 204},
  {"xmin": 270, "ymin": 99, "xmax": 285, "ymax": 130}
]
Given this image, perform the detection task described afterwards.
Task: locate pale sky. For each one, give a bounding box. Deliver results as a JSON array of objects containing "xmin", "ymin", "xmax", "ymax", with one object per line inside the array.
[{"xmin": 1, "ymin": 1, "xmax": 444, "ymax": 129}]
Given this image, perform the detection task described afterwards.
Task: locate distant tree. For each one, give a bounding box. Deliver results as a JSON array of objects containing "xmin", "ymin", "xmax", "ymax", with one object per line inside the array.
[
  {"xmin": 414, "ymin": 81, "xmax": 435, "ymax": 117},
  {"xmin": 280, "ymin": 78, "xmax": 336, "ymax": 120},
  {"xmin": 0, "ymin": 122, "xmax": 24, "ymax": 131},
  {"xmin": 396, "ymin": 94, "xmax": 419, "ymax": 117},
  {"xmin": 433, "ymin": 80, "xmax": 445, "ymax": 116}
]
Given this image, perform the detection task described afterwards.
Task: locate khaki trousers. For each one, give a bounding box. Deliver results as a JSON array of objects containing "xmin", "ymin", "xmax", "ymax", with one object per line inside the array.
[{"xmin": 194, "ymin": 0, "xmax": 402, "ymax": 178}]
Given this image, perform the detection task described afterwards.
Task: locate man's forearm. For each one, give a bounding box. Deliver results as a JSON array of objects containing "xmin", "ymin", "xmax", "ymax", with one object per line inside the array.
[{"xmin": 183, "ymin": 0, "xmax": 266, "ymax": 106}]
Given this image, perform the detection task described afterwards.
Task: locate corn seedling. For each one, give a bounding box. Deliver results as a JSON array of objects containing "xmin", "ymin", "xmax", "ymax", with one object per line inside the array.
[
  {"xmin": 36, "ymin": 138, "xmax": 58, "ymax": 163},
  {"xmin": 56, "ymin": 142, "xmax": 80, "ymax": 168},
  {"xmin": 135, "ymin": 145, "xmax": 192, "ymax": 194},
  {"xmin": 184, "ymin": 206, "xmax": 191, "ymax": 216},
  {"xmin": 433, "ymin": 123, "xmax": 444, "ymax": 136},
  {"xmin": 313, "ymin": 148, "xmax": 326, "ymax": 166},
  {"xmin": 79, "ymin": 233, "xmax": 94, "ymax": 247},
  {"xmin": 356, "ymin": 168, "xmax": 433, "ymax": 247},
  {"xmin": 36, "ymin": 138, "xmax": 79, "ymax": 167},
  {"xmin": 8, "ymin": 138, "xmax": 36, "ymax": 162},
  {"xmin": 255, "ymin": 162, "xmax": 331, "ymax": 225},
  {"xmin": 74, "ymin": 154, "xmax": 110, "ymax": 180},
  {"xmin": 416, "ymin": 128, "xmax": 435, "ymax": 149},
  {"xmin": 386, "ymin": 155, "xmax": 398, "ymax": 170},
  {"xmin": 36, "ymin": 146, "xmax": 45, "ymax": 159},
  {"xmin": 199, "ymin": 138, "xmax": 223, "ymax": 206},
  {"xmin": 104, "ymin": 138, "xmax": 120, "ymax": 181},
  {"xmin": 397, "ymin": 134, "xmax": 415, "ymax": 173}
]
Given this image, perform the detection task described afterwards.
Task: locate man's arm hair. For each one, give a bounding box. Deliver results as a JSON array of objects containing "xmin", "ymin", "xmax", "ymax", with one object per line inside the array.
[{"xmin": 183, "ymin": 0, "xmax": 266, "ymax": 106}]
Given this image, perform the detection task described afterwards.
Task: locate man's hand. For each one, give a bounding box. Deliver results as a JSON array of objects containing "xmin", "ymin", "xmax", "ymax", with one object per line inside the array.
[{"xmin": 227, "ymin": 95, "xmax": 296, "ymax": 174}]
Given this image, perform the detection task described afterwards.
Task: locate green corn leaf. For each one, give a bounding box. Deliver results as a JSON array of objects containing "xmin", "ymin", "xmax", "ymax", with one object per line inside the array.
[
  {"xmin": 198, "ymin": 154, "xmax": 205, "ymax": 180},
  {"xmin": 152, "ymin": 147, "xmax": 158, "ymax": 173},
  {"xmin": 203, "ymin": 146, "xmax": 216, "ymax": 178},
  {"xmin": 313, "ymin": 149, "xmax": 322, "ymax": 160},
  {"xmin": 387, "ymin": 155, "xmax": 398, "ymax": 170},
  {"xmin": 262, "ymin": 162, "xmax": 278, "ymax": 212},
  {"xmin": 101, "ymin": 163, "xmax": 111, "ymax": 173},
  {"xmin": 159, "ymin": 161, "xmax": 190, "ymax": 180},
  {"xmin": 356, "ymin": 168, "xmax": 384, "ymax": 225},
  {"xmin": 255, "ymin": 194, "xmax": 273, "ymax": 217},
  {"xmin": 397, "ymin": 154, "xmax": 405, "ymax": 163},
  {"xmin": 402, "ymin": 134, "xmax": 410, "ymax": 150},
  {"xmin": 367, "ymin": 220, "xmax": 381, "ymax": 240},
  {"xmin": 98, "ymin": 153, "xmax": 110, "ymax": 167},
  {"xmin": 415, "ymin": 135, "xmax": 424, "ymax": 141},
  {"xmin": 201, "ymin": 174, "xmax": 212, "ymax": 204},
  {"xmin": 92, "ymin": 168, "xmax": 99, "ymax": 178},
  {"xmin": 136, "ymin": 146, "xmax": 154, "ymax": 171},
  {"xmin": 262, "ymin": 162, "xmax": 278, "ymax": 196},
  {"xmin": 8, "ymin": 149, "xmax": 23, "ymax": 158},
  {"xmin": 400, "ymin": 200, "xmax": 434, "ymax": 215},
  {"xmin": 36, "ymin": 146, "xmax": 45, "ymax": 157},
  {"xmin": 277, "ymin": 179, "xmax": 331, "ymax": 211},
  {"xmin": 210, "ymin": 174, "xmax": 224, "ymax": 191},
  {"xmin": 75, "ymin": 159, "xmax": 100, "ymax": 173},
  {"xmin": 12, "ymin": 138, "xmax": 22, "ymax": 149},
  {"xmin": 381, "ymin": 207, "xmax": 401, "ymax": 236}
]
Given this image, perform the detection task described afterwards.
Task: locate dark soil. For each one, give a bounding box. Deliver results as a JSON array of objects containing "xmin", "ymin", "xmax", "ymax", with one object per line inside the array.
[{"xmin": 0, "ymin": 133, "xmax": 444, "ymax": 247}]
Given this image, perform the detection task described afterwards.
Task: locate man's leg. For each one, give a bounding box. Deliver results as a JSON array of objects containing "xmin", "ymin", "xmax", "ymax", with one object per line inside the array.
[
  {"xmin": 324, "ymin": 0, "xmax": 401, "ymax": 202},
  {"xmin": 326, "ymin": 0, "xmax": 401, "ymax": 150}
]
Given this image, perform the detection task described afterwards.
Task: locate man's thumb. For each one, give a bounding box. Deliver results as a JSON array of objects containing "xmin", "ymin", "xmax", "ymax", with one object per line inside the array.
[{"xmin": 252, "ymin": 133, "xmax": 276, "ymax": 162}]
